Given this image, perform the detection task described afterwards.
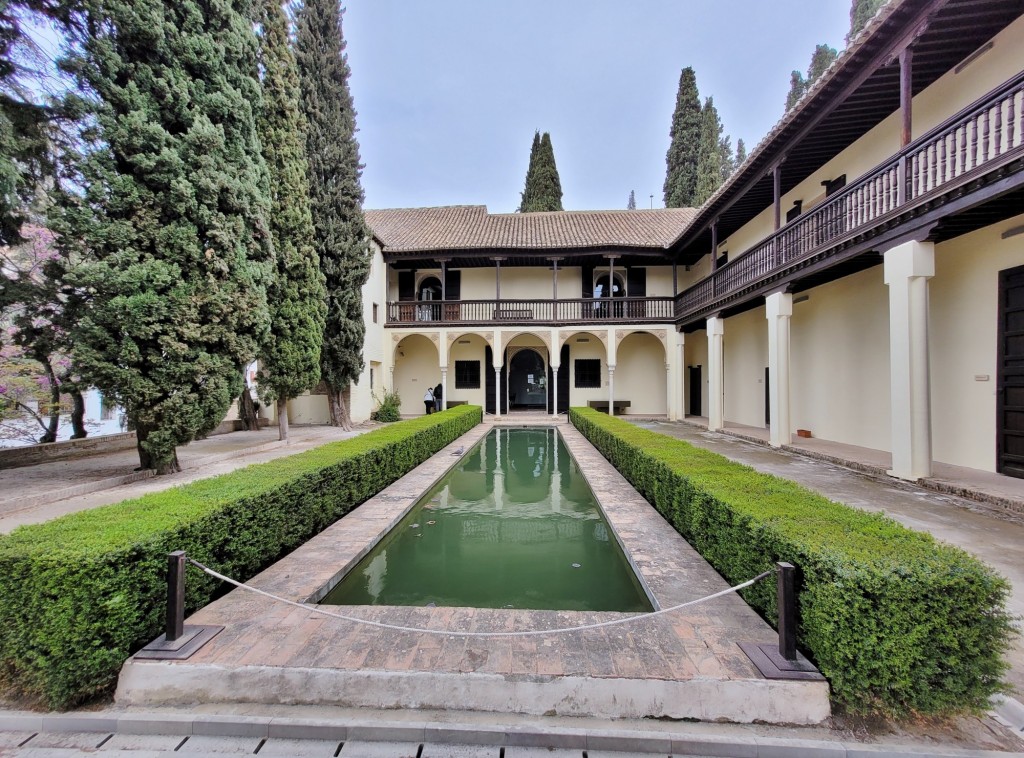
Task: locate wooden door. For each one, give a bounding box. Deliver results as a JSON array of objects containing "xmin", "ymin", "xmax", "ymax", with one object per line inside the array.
[{"xmin": 998, "ymin": 265, "xmax": 1024, "ymax": 477}]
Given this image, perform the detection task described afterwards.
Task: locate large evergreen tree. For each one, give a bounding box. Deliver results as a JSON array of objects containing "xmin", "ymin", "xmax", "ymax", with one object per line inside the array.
[
  {"xmin": 627, "ymin": 189, "xmax": 636, "ymax": 210},
  {"xmin": 663, "ymin": 67, "xmax": 702, "ymax": 208},
  {"xmin": 518, "ymin": 131, "xmax": 563, "ymax": 212},
  {"xmin": 694, "ymin": 97, "xmax": 725, "ymax": 206},
  {"xmin": 256, "ymin": 0, "xmax": 326, "ymax": 442},
  {"xmin": 735, "ymin": 138, "xmax": 747, "ymax": 168},
  {"xmin": 785, "ymin": 44, "xmax": 839, "ymax": 112},
  {"xmin": 295, "ymin": 0, "xmax": 370, "ymax": 430},
  {"xmin": 848, "ymin": 0, "xmax": 888, "ymax": 43},
  {"xmin": 53, "ymin": 0, "xmax": 274, "ymax": 473}
]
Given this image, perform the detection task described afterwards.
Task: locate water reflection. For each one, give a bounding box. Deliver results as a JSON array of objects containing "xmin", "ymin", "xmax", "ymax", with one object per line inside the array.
[{"xmin": 321, "ymin": 428, "xmax": 651, "ymax": 612}]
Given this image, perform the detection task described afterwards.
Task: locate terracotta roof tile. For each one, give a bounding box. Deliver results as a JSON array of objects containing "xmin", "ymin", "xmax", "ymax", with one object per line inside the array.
[{"xmin": 365, "ymin": 206, "xmax": 697, "ymax": 253}]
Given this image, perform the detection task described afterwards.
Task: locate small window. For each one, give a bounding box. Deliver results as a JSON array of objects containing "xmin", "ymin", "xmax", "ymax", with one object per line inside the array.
[
  {"xmin": 786, "ymin": 200, "xmax": 803, "ymax": 223},
  {"xmin": 372, "ymin": 303, "xmax": 379, "ymax": 323},
  {"xmin": 716, "ymin": 252, "xmax": 728, "ymax": 269},
  {"xmin": 823, "ymin": 175, "xmax": 846, "ymax": 197},
  {"xmin": 370, "ymin": 368, "xmax": 375, "ymax": 390},
  {"xmin": 455, "ymin": 360, "xmax": 481, "ymax": 389},
  {"xmin": 574, "ymin": 359, "xmax": 601, "ymax": 389}
]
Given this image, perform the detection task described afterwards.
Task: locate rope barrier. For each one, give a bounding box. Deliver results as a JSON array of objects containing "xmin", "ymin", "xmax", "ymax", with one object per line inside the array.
[{"xmin": 186, "ymin": 558, "xmax": 773, "ymax": 639}]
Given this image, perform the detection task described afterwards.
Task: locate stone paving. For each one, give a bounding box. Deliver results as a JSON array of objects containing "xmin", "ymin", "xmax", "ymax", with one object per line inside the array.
[{"xmin": 115, "ymin": 419, "xmax": 829, "ymax": 725}]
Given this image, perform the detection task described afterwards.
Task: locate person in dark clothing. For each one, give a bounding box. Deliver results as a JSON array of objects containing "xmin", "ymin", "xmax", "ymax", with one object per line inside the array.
[
  {"xmin": 433, "ymin": 382, "xmax": 443, "ymax": 411},
  {"xmin": 423, "ymin": 387, "xmax": 435, "ymax": 415}
]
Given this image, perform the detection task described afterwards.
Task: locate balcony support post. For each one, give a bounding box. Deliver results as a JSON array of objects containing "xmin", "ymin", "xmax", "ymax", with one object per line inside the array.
[
  {"xmin": 773, "ymin": 165, "xmax": 782, "ymax": 232},
  {"xmin": 900, "ymin": 47, "xmax": 913, "ymax": 148},
  {"xmin": 707, "ymin": 315, "xmax": 725, "ymax": 431},
  {"xmin": 884, "ymin": 239, "xmax": 934, "ymax": 480},
  {"xmin": 711, "ymin": 220, "xmax": 719, "ymax": 271},
  {"xmin": 766, "ymin": 291, "xmax": 793, "ymax": 447}
]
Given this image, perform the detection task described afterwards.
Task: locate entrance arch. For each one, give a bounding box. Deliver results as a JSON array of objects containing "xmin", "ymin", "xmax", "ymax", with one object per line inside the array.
[{"xmin": 508, "ymin": 348, "xmax": 548, "ymax": 410}]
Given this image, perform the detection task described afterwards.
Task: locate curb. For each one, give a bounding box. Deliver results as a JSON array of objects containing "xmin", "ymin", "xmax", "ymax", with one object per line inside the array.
[{"xmin": 0, "ymin": 711, "xmax": 1020, "ymax": 758}]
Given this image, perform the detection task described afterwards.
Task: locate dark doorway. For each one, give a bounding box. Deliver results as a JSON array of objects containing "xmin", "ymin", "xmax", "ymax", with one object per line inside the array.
[
  {"xmin": 508, "ymin": 349, "xmax": 547, "ymax": 410},
  {"xmin": 546, "ymin": 344, "xmax": 571, "ymax": 413},
  {"xmin": 417, "ymin": 276, "xmax": 442, "ymax": 321},
  {"xmin": 688, "ymin": 365, "xmax": 702, "ymax": 417},
  {"xmin": 594, "ymin": 273, "xmax": 626, "ymax": 318},
  {"xmin": 998, "ymin": 265, "xmax": 1024, "ymax": 478},
  {"xmin": 485, "ymin": 346, "xmax": 495, "ymax": 414},
  {"xmin": 765, "ymin": 367, "xmax": 770, "ymax": 426}
]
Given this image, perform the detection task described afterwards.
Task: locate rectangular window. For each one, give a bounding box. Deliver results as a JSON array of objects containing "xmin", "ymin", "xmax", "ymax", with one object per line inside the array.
[
  {"xmin": 574, "ymin": 359, "xmax": 601, "ymax": 388},
  {"xmin": 455, "ymin": 360, "xmax": 481, "ymax": 389},
  {"xmin": 372, "ymin": 303, "xmax": 379, "ymax": 323}
]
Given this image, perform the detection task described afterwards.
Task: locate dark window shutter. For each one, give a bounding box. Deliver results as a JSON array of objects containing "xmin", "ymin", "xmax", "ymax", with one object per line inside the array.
[
  {"xmin": 485, "ymin": 346, "xmax": 495, "ymax": 414},
  {"xmin": 627, "ymin": 267, "xmax": 646, "ymax": 297},
  {"xmin": 445, "ymin": 269, "xmax": 461, "ymax": 300},
  {"xmin": 398, "ymin": 271, "xmax": 415, "ymax": 301},
  {"xmin": 558, "ymin": 344, "xmax": 570, "ymax": 411}
]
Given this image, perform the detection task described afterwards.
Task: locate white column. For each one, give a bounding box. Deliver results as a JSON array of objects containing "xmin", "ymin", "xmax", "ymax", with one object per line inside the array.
[
  {"xmin": 439, "ymin": 367, "xmax": 448, "ymax": 411},
  {"xmin": 551, "ymin": 367, "xmax": 559, "ymax": 416},
  {"xmin": 707, "ymin": 316, "xmax": 725, "ymax": 431},
  {"xmin": 884, "ymin": 239, "xmax": 934, "ymax": 480},
  {"xmin": 766, "ymin": 291, "xmax": 793, "ymax": 447},
  {"xmin": 493, "ymin": 367, "xmax": 502, "ymax": 419},
  {"xmin": 608, "ymin": 365, "xmax": 616, "ymax": 417},
  {"xmin": 677, "ymin": 333, "xmax": 686, "ymax": 421}
]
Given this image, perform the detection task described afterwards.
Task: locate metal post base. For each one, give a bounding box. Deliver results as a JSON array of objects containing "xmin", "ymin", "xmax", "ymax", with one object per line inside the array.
[
  {"xmin": 738, "ymin": 641, "xmax": 825, "ymax": 681},
  {"xmin": 134, "ymin": 625, "xmax": 223, "ymax": 660}
]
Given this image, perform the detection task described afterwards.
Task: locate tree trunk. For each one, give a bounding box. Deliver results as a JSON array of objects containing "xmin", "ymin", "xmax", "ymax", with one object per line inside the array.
[
  {"xmin": 277, "ymin": 398, "xmax": 289, "ymax": 441},
  {"xmin": 39, "ymin": 362, "xmax": 60, "ymax": 443},
  {"xmin": 326, "ymin": 384, "xmax": 352, "ymax": 431},
  {"xmin": 135, "ymin": 422, "xmax": 181, "ymax": 474},
  {"xmin": 69, "ymin": 390, "xmax": 88, "ymax": 439},
  {"xmin": 238, "ymin": 384, "xmax": 259, "ymax": 431}
]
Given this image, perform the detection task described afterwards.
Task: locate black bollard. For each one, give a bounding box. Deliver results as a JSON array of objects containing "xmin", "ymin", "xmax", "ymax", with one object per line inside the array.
[
  {"xmin": 777, "ymin": 561, "xmax": 797, "ymax": 661},
  {"xmin": 166, "ymin": 550, "xmax": 186, "ymax": 642}
]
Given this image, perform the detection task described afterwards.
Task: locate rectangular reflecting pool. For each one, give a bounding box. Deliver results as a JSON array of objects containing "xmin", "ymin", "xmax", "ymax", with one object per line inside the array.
[{"xmin": 320, "ymin": 427, "xmax": 653, "ymax": 612}]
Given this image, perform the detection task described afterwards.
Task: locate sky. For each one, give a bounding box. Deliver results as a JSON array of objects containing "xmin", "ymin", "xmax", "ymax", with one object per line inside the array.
[{"xmin": 343, "ymin": 1, "xmax": 853, "ymax": 214}]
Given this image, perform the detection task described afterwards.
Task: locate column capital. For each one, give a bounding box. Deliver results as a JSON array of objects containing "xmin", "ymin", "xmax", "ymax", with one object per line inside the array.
[
  {"xmin": 766, "ymin": 290, "xmax": 794, "ymax": 319},
  {"xmin": 706, "ymin": 315, "xmax": 725, "ymax": 336},
  {"xmin": 883, "ymin": 239, "xmax": 935, "ymax": 283}
]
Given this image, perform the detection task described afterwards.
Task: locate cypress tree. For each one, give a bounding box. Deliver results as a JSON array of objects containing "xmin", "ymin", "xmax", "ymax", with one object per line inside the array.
[
  {"xmin": 694, "ymin": 97, "xmax": 725, "ymax": 206},
  {"xmin": 807, "ymin": 44, "xmax": 838, "ymax": 83},
  {"xmin": 518, "ymin": 131, "xmax": 563, "ymax": 212},
  {"xmin": 517, "ymin": 131, "xmax": 541, "ymax": 212},
  {"xmin": 718, "ymin": 133, "xmax": 734, "ymax": 183},
  {"xmin": 785, "ymin": 70, "xmax": 806, "ymax": 111},
  {"xmin": 735, "ymin": 138, "xmax": 747, "ymax": 168},
  {"xmin": 663, "ymin": 67, "xmax": 702, "ymax": 208},
  {"xmin": 627, "ymin": 190, "xmax": 636, "ymax": 210},
  {"xmin": 256, "ymin": 0, "xmax": 326, "ymax": 442},
  {"xmin": 53, "ymin": 0, "xmax": 273, "ymax": 473},
  {"xmin": 295, "ymin": 0, "xmax": 370, "ymax": 430},
  {"xmin": 848, "ymin": 0, "xmax": 888, "ymax": 43}
]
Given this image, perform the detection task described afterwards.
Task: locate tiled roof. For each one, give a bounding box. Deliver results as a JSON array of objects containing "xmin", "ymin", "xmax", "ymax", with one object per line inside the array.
[{"xmin": 365, "ymin": 206, "xmax": 697, "ymax": 253}]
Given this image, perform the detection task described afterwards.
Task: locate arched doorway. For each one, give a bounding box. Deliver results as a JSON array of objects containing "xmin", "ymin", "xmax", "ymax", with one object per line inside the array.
[
  {"xmin": 595, "ymin": 272, "xmax": 626, "ymax": 317},
  {"xmin": 508, "ymin": 348, "xmax": 547, "ymax": 410},
  {"xmin": 417, "ymin": 276, "xmax": 442, "ymax": 321}
]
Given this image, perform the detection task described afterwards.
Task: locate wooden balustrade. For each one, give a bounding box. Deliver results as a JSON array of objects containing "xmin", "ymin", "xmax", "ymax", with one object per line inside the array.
[
  {"xmin": 386, "ymin": 297, "xmax": 676, "ymax": 325},
  {"xmin": 675, "ymin": 71, "xmax": 1024, "ymax": 321}
]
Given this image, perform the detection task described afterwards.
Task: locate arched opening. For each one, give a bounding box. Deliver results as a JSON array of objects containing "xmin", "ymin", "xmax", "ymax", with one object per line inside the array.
[
  {"xmin": 417, "ymin": 276, "xmax": 442, "ymax": 321},
  {"xmin": 594, "ymin": 272, "xmax": 626, "ymax": 317},
  {"xmin": 507, "ymin": 348, "xmax": 547, "ymax": 410}
]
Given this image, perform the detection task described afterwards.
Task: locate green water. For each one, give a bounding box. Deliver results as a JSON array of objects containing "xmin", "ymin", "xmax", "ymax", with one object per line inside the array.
[{"xmin": 320, "ymin": 427, "xmax": 653, "ymax": 612}]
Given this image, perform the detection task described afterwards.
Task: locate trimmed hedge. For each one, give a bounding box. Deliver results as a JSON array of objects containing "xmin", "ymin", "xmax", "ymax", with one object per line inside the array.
[
  {"xmin": 0, "ymin": 406, "xmax": 481, "ymax": 709},
  {"xmin": 569, "ymin": 408, "xmax": 1014, "ymax": 717}
]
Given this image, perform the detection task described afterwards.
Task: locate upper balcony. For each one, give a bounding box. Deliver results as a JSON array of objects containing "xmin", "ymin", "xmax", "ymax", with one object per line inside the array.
[
  {"xmin": 385, "ymin": 296, "xmax": 676, "ymax": 326},
  {"xmin": 674, "ymin": 64, "xmax": 1024, "ymax": 328}
]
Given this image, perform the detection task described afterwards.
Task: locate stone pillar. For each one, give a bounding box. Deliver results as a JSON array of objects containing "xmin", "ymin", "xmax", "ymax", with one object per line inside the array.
[
  {"xmin": 677, "ymin": 333, "xmax": 686, "ymax": 421},
  {"xmin": 494, "ymin": 367, "xmax": 502, "ymax": 419},
  {"xmin": 551, "ymin": 366, "xmax": 559, "ymax": 416},
  {"xmin": 707, "ymin": 316, "xmax": 725, "ymax": 431},
  {"xmin": 439, "ymin": 367, "xmax": 448, "ymax": 411},
  {"xmin": 884, "ymin": 239, "xmax": 934, "ymax": 480},
  {"xmin": 765, "ymin": 291, "xmax": 793, "ymax": 447},
  {"xmin": 608, "ymin": 365, "xmax": 616, "ymax": 417}
]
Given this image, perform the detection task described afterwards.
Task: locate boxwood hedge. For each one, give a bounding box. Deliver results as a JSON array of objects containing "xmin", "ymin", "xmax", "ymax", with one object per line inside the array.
[
  {"xmin": 569, "ymin": 407, "xmax": 1014, "ymax": 717},
  {"xmin": 0, "ymin": 406, "xmax": 481, "ymax": 709}
]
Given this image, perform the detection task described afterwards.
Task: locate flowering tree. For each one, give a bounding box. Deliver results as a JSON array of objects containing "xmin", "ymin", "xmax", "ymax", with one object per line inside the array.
[{"xmin": 0, "ymin": 222, "xmax": 84, "ymax": 442}]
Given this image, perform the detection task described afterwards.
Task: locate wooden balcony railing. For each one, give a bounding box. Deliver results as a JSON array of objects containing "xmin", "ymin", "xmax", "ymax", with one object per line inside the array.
[
  {"xmin": 676, "ymin": 70, "xmax": 1024, "ymax": 321},
  {"xmin": 386, "ymin": 297, "xmax": 676, "ymax": 325}
]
